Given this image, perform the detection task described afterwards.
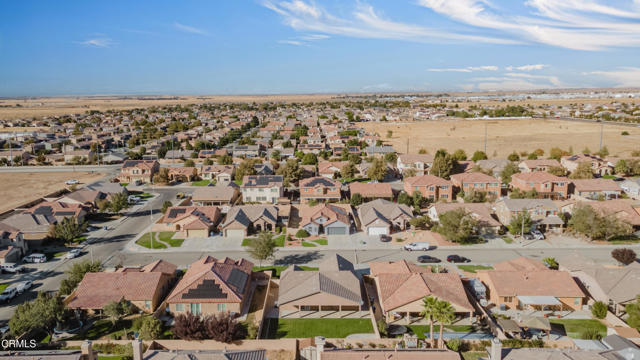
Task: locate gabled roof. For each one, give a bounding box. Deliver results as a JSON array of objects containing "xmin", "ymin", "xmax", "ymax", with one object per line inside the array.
[
  {"xmin": 404, "ymin": 175, "xmax": 452, "ymax": 187},
  {"xmin": 220, "ymin": 205, "xmax": 278, "ymax": 228},
  {"xmin": 166, "ymin": 256, "xmax": 253, "ymax": 304},
  {"xmin": 398, "ymin": 154, "xmax": 435, "ymax": 164},
  {"xmin": 299, "ymin": 176, "xmax": 341, "ymax": 188},
  {"xmin": 160, "ymin": 206, "xmax": 220, "ymax": 229},
  {"xmin": 499, "ymin": 198, "xmax": 559, "ymax": 212},
  {"xmin": 369, "ymin": 260, "xmax": 430, "ymax": 276},
  {"xmin": 571, "ymin": 179, "xmax": 622, "ymax": 192},
  {"xmin": 192, "ymin": 185, "xmax": 238, "ymax": 202},
  {"xmin": 358, "ymin": 199, "xmax": 413, "ymax": 227},
  {"xmin": 122, "ymin": 159, "xmax": 158, "ymax": 169},
  {"xmin": 450, "ymin": 172, "xmax": 500, "ymax": 184},
  {"xmin": 298, "ymin": 203, "xmax": 351, "ymax": 228},
  {"xmin": 242, "ymin": 175, "xmax": 283, "ymax": 188},
  {"xmin": 349, "ymin": 182, "xmax": 393, "ymax": 198},
  {"xmin": 483, "ymin": 269, "xmax": 584, "ymax": 298},
  {"xmin": 511, "ymin": 171, "xmax": 568, "ymax": 183},
  {"xmin": 431, "ymin": 202, "xmax": 501, "ymax": 227},
  {"xmin": 493, "ymin": 257, "xmax": 548, "ymax": 272}
]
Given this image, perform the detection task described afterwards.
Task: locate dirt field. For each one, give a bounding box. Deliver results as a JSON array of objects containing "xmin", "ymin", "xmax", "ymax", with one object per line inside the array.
[
  {"xmin": 359, "ymin": 118, "xmax": 640, "ymax": 157},
  {"xmin": 0, "ymin": 171, "xmax": 105, "ymax": 213}
]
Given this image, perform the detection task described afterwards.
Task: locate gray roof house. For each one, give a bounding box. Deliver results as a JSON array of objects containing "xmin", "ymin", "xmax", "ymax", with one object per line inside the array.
[
  {"xmin": 277, "ymin": 254, "xmax": 364, "ymax": 315},
  {"xmin": 219, "ymin": 205, "xmax": 279, "ymax": 237},
  {"xmin": 358, "ymin": 199, "xmax": 413, "ymax": 236}
]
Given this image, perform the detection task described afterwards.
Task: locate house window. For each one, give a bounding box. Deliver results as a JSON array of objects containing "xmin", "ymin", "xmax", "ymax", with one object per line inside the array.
[
  {"xmin": 271, "ymin": 188, "xmax": 278, "ymax": 192},
  {"xmin": 415, "ymin": 186, "xmax": 419, "ymax": 191},
  {"xmin": 503, "ymin": 296, "xmax": 513, "ymax": 303},
  {"xmin": 441, "ymin": 185, "xmax": 448, "ymax": 190},
  {"xmin": 190, "ymin": 303, "xmax": 201, "ymax": 315},
  {"xmin": 176, "ymin": 303, "xmax": 184, "ymax": 312},
  {"xmin": 145, "ymin": 300, "xmax": 151, "ymax": 309},
  {"xmin": 429, "ymin": 186, "xmax": 435, "ymax": 191},
  {"xmin": 574, "ymin": 298, "xmax": 580, "ymax": 305},
  {"xmin": 217, "ymin": 303, "xmax": 226, "ymax": 312}
]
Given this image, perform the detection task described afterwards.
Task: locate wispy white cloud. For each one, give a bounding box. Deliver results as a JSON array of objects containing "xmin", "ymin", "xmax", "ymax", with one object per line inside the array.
[
  {"xmin": 428, "ymin": 65, "xmax": 498, "ymax": 72},
  {"xmin": 463, "ymin": 71, "xmax": 565, "ymax": 90},
  {"xmin": 278, "ymin": 33, "xmax": 330, "ymax": 46},
  {"xmin": 261, "ymin": 0, "xmax": 518, "ymax": 45},
  {"xmin": 416, "ymin": 0, "xmax": 640, "ymax": 50},
  {"xmin": 77, "ymin": 38, "xmax": 113, "ymax": 48},
  {"xmin": 585, "ymin": 67, "xmax": 640, "ymax": 88},
  {"xmin": 505, "ymin": 64, "xmax": 548, "ymax": 71},
  {"xmin": 174, "ymin": 22, "xmax": 208, "ymax": 36},
  {"xmin": 278, "ymin": 39, "xmax": 305, "ymax": 46}
]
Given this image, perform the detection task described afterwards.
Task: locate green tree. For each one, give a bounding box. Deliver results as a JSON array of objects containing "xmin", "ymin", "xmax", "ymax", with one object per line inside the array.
[
  {"xmin": 161, "ymin": 201, "xmax": 172, "ymax": 214},
  {"xmin": 218, "ymin": 154, "xmax": 233, "ymax": 165},
  {"xmin": 615, "ymin": 160, "xmax": 629, "ymax": 175},
  {"xmin": 386, "ymin": 130, "xmax": 393, "ymax": 138},
  {"xmin": 109, "ymin": 192, "xmax": 129, "ymax": 213},
  {"xmin": 153, "ymin": 168, "xmax": 170, "ymax": 184},
  {"xmin": 59, "ymin": 260, "xmax": 102, "ymax": 295},
  {"xmin": 434, "ymin": 209, "xmax": 478, "ymax": 243},
  {"xmin": 430, "ymin": 151, "xmax": 457, "ymax": 179},
  {"xmin": 508, "ymin": 211, "xmax": 532, "ymax": 236},
  {"xmin": 9, "ymin": 292, "xmax": 65, "ymax": 337},
  {"xmin": 184, "ymin": 159, "xmax": 196, "ymax": 167},
  {"xmin": 463, "ymin": 189, "xmax": 487, "ymax": 203},
  {"xmin": 350, "ymin": 193, "xmax": 363, "ymax": 207},
  {"xmin": 434, "ymin": 300, "xmax": 456, "ymax": 348},
  {"xmin": 420, "ymin": 296, "xmax": 438, "ymax": 347},
  {"xmin": 591, "ymin": 301, "xmax": 607, "ymax": 319},
  {"xmin": 452, "ymin": 149, "xmax": 467, "ymax": 161},
  {"xmin": 384, "ymin": 152, "xmax": 397, "ymax": 163},
  {"xmin": 569, "ymin": 162, "xmax": 594, "ymax": 179},
  {"xmin": 203, "ymin": 157, "xmax": 214, "ymax": 166},
  {"xmin": 271, "ymin": 149, "xmax": 281, "ymax": 160},
  {"xmin": 404, "ymin": 168, "xmax": 417, "ymax": 177},
  {"xmin": 418, "ymin": 148, "xmax": 428, "ymax": 154},
  {"xmin": 626, "ymin": 296, "xmax": 640, "ymax": 331},
  {"xmin": 597, "ymin": 145, "xmax": 609, "ymax": 158},
  {"xmin": 49, "ymin": 217, "xmax": 88, "ymax": 243},
  {"xmin": 235, "ymin": 159, "xmax": 258, "ymax": 182},
  {"xmin": 246, "ymin": 231, "xmax": 277, "ymax": 267},
  {"xmin": 611, "ymin": 248, "xmax": 637, "ymax": 266},
  {"xmin": 276, "ymin": 158, "xmax": 303, "ymax": 186},
  {"xmin": 547, "ymin": 166, "xmax": 566, "ymax": 176},
  {"xmin": 471, "ymin": 151, "xmax": 488, "ymax": 161},
  {"xmin": 302, "ymin": 153, "xmax": 318, "ymax": 165},
  {"xmin": 500, "ymin": 162, "xmax": 520, "ymax": 184},
  {"xmin": 367, "ymin": 158, "xmax": 387, "ymax": 181},
  {"xmin": 527, "ymin": 153, "xmax": 538, "ymax": 160},
  {"xmin": 104, "ymin": 298, "xmax": 134, "ymax": 326},
  {"xmin": 543, "ymin": 257, "xmax": 558, "ymax": 270},
  {"xmin": 549, "ymin": 147, "xmax": 569, "ymax": 161},
  {"xmin": 341, "ymin": 162, "xmax": 357, "ymax": 179},
  {"xmin": 569, "ymin": 204, "xmax": 633, "ymax": 241},
  {"xmin": 507, "ymin": 152, "xmax": 520, "ymax": 162},
  {"xmin": 137, "ymin": 316, "xmax": 163, "ymax": 340}
]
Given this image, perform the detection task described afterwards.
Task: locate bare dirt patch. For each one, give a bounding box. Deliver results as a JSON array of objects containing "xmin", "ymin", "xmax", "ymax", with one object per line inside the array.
[
  {"xmin": 358, "ymin": 118, "xmax": 640, "ymax": 157},
  {"xmin": 0, "ymin": 171, "xmax": 105, "ymax": 213}
]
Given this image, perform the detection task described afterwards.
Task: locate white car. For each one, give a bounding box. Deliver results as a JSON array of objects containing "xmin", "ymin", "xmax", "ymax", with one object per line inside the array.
[
  {"xmin": 15, "ymin": 281, "xmax": 32, "ymax": 294},
  {"xmin": 531, "ymin": 230, "xmax": 545, "ymax": 240},
  {"xmin": 0, "ymin": 263, "xmax": 24, "ymax": 274},
  {"xmin": 128, "ymin": 195, "xmax": 141, "ymax": 203},
  {"xmin": 66, "ymin": 249, "xmax": 82, "ymax": 259},
  {"xmin": 0, "ymin": 287, "xmax": 17, "ymax": 303},
  {"xmin": 65, "ymin": 179, "xmax": 79, "ymax": 185},
  {"xmin": 23, "ymin": 253, "xmax": 47, "ymax": 263},
  {"xmin": 403, "ymin": 242, "xmax": 431, "ymax": 251}
]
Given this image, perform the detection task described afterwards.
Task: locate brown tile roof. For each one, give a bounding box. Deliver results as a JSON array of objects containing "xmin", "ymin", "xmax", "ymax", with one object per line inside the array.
[
  {"xmin": 318, "ymin": 161, "xmax": 349, "ymax": 174},
  {"xmin": 320, "ymin": 350, "xmax": 460, "ymax": 360},
  {"xmin": 585, "ymin": 199, "xmax": 640, "ymax": 226},
  {"xmin": 160, "ymin": 206, "xmax": 220, "ymax": 229},
  {"xmin": 450, "ymin": 172, "xmax": 500, "ymax": 184},
  {"xmin": 298, "ymin": 203, "xmax": 351, "ymax": 228},
  {"xmin": 520, "ymin": 159, "xmax": 561, "ymax": 168},
  {"xmin": 571, "ymin": 179, "xmax": 622, "ymax": 192},
  {"xmin": 166, "ymin": 256, "xmax": 253, "ymax": 304},
  {"xmin": 484, "ymin": 269, "xmax": 584, "ymax": 298},
  {"xmin": 511, "ymin": 172, "xmax": 568, "ymax": 183},
  {"xmin": 404, "ymin": 175, "xmax": 452, "ymax": 187},
  {"xmin": 349, "ymin": 182, "xmax": 393, "ymax": 198},
  {"xmin": 369, "ymin": 260, "xmax": 429, "ymax": 276},
  {"xmin": 431, "ymin": 203, "xmax": 501, "ymax": 227}
]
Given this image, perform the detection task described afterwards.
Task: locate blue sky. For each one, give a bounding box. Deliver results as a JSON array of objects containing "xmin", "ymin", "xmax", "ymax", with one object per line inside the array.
[{"xmin": 1, "ymin": 0, "xmax": 640, "ymax": 96}]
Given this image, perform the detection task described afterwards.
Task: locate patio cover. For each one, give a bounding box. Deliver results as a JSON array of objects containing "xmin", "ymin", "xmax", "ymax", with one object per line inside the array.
[
  {"xmin": 520, "ymin": 316, "xmax": 551, "ymax": 331},
  {"xmin": 497, "ymin": 318, "xmax": 521, "ymax": 333},
  {"xmin": 540, "ymin": 215, "xmax": 564, "ymax": 225},
  {"xmin": 517, "ymin": 296, "xmax": 561, "ymax": 306}
]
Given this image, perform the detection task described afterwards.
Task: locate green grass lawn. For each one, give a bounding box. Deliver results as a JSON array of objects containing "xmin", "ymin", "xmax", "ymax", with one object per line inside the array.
[
  {"xmin": 302, "ymin": 241, "xmax": 317, "ymax": 247},
  {"xmin": 243, "ymin": 235, "xmax": 286, "ymax": 247},
  {"xmin": 549, "ymin": 319, "xmax": 607, "ymax": 339},
  {"xmin": 263, "ymin": 318, "xmax": 373, "ymax": 338},
  {"xmin": 462, "ymin": 352, "xmax": 488, "ymax": 360},
  {"xmin": 407, "ymin": 325, "xmax": 474, "ymax": 339},
  {"xmin": 166, "ymin": 238, "xmax": 184, "ymax": 247},
  {"xmin": 191, "ymin": 179, "xmax": 211, "ymax": 186},
  {"xmin": 502, "ymin": 236, "xmax": 514, "ymax": 244},
  {"xmin": 458, "ymin": 265, "xmax": 493, "ymax": 273},
  {"xmin": 135, "ymin": 233, "xmax": 167, "ymax": 249},
  {"xmin": 253, "ymin": 265, "xmax": 318, "ymax": 278},
  {"xmin": 312, "ymin": 238, "xmax": 328, "ymax": 245},
  {"xmin": 98, "ymin": 356, "xmax": 127, "ymax": 360},
  {"xmin": 73, "ymin": 236, "xmax": 87, "ymax": 243},
  {"xmin": 602, "ymin": 175, "xmax": 617, "ymax": 179},
  {"xmin": 139, "ymin": 193, "xmax": 154, "ymax": 198},
  {"xmin": 242, "ymin": 238, "xmax": 254, "ymax": 246},
  {"xmin": 0, "ymin": 284, "xmax": 8, "ymax": 292},
  {"xmin": 233, "ymin": 179, "xmax": 243, "ymax": 186},
  {"xmin": 119, "ymin": 183, "xmax": 128, "ymax": 187}
]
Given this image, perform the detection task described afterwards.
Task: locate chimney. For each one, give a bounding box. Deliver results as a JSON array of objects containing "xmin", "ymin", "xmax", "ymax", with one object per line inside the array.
[
  {"xmin": 490, "ymin": 337, "xmax": 502, "ymax": 360},
  {"xmin": 132, "ymin": 339, "xmax": 144, "ymax": 360},
  {"xmin": 81, "ymin": 340, "xmax": 95, "ymax": 360}
]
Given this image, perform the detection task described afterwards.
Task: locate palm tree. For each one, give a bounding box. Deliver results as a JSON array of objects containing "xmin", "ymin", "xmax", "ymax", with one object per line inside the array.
[
  {"xmin": 420, "ymin": 296, "xmax": 438, "ymax": 347},
  {"xmin": 434, "ymin": 300, "xmax": 456, "ymax": 348}
]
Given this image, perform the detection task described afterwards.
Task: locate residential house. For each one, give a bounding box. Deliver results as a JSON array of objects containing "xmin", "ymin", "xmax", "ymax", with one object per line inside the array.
[
  {"xmin": 155, "ymin": 206, "xmax": 221, "ymax": 238},
  {"xmin": 357, "ymin": 199, "xmax": 413, "ymax": 236},
  {"xmin": 510, "ymin": 172, "xmax": 569, "ymax": 200},
  {"xmin": 349, "ymin": 182, "xmax": 393, "ymax": 201},
  {"xmin": 298, "ymin": 143, "xmax": 325, "ymax": 154},
  {"xmin": 560, "ymin": 253, "xmax": 640, "ymax": 316},
  {"xmin": 404, "ymin": 175, "xmax": 453, "ymax": 202},
  {"xmin": 165, "ymin": 256, "xmax": 253, "ymax": 317},
  {"xmin": 168, "ymin": 167, "xmax": 198, "ymax": 182},
  {"xmin": 427, "ymin": 202, "xmax": 502, "ymax": 235},
  {"xmin": 191, "ymin": 185, "xmax": 240, "ymax": 212},
  {"xmin": 241, "ymin": 175, "xmax": 284, "ymax": 204},
  {"xmin": 0, "ymin": 230, "xmax": 26, "ymax": 263},
  {"xmin": 299, "ymin": 177, "xmax": 341, "ymax": 203},
  {"xmin": 200, "ymin": 165, "xmax": 234, "ymax": 185},
  {"xmin": 229, "ymin": 145, "xmax": 261, "ymax": 158},
  {"xmin": 450, "ymin": 172, "xmax": 501, "ymax": 197},
  {"xmin": 476, "ymin": 257, "xmax": 586, "ymax": 311},
  {"xmin": 140, "ymin": 349, "xmax": 267, "ymax": 360},
  {"xmin": 518, "ymin": 159, "xmax": 561, "ymax": 173},
  {"xmin": 561, "ymin": 154, "xmax": 613, "ymax": 176},
  {"xmin": 297, "ymin": 203, "xmax": 352, "ymax": 236},
  {"xmin": 278, "ymin": 254, "xmax": 364, "ymax": 314},
  {"xmin": 63, "ymin": 150, "xmax": 94, "ymax": 163},
  {"xmin": 474, "ymin": 159, "xmax": 511, "ymax": 178},
  {"xmin": 118, "ymin": 160, "xmax": 160, "ymax": 184},
  {"xmin": 586, "ymin": 199, "xmax": 640, "ymax": 230},
  {"xmin": 571, "ymin": 179, "xmax": 622, "ymax": 200},
  {"xmin": 365, "ymin": 145, "xmax": 395, "ymax": 157},
  {"xmin": 396, "ymin": 154, "xmax": 434, "ymax": 176},
  {"xmin": 318, "ymin": 161, "xmax": 349, "ymax": 179},
  {"xmin": 0, "ymin": 213, "xmax": 56, "ymax": 247},
  {"xmin": 57, "ymin": 189, "xmax": 107, "ymax": 209},
  {"xmin": 494, "ymin": 198, "xmax": 564, "ymax": 232},
  {"xmin": 67, "ymin": 260, "xmax": 177, "ymax": 313},
  {"xmin": 220, "ymin": 205, "xmax": 278, "ymax": 237},
  {"xmin": 25, "ymin": 201, "xmax": 89, "ymax": 223},
  {"xmin": 370, "ymin": 260, "xmax": 475, "ymax": 323}
]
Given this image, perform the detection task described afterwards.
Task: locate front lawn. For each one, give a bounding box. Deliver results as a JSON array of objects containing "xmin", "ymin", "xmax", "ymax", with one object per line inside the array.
[
  {"xmin": 407, "ymin": 325, "xmax": 474, "ymax": 338},
  {"xmin": 301, "ymin": 241, "xmax": 317, "ymax": 247},
  {"xmin": 0, "ymin": 284, "xmax": 8, "ymax": 292},
  {"xmin": 262, "ymin": 318, "xmax": 373, "ymax": 338},
  {"xmin": 166, "ymin": 238, "xmax": 184, "ymax": 247},
  {"xmin": 135, "ymin": 233, "xmax": 167, "ymax": 249},
  {"xmin": 191, "ymin": 180, "xmax": 211, "ymax": 186},
  {"xmin": 502, "ymin": 236, "xmax": 514, "ymax": 244},
  {"xmin": 549, "ymin": 319, "xmax": 606, "ymax": 339},
  {"xmin": 253, "ymin": 265, "xmax": 318, "ymax": 278},
  {"xmin": 458, "ymin": 265, "xmax": 493, "ymax": 273},
  {"xmin": 72, "ymin": 318, "xmax": 134, "ymax": 340},
  {"xmin": 312, "ymin": 239, "xmax": 328, "ymax": 245},
  {"xmin": 243, "ymin": 234, "xmax": 285, "ymax": 247}
]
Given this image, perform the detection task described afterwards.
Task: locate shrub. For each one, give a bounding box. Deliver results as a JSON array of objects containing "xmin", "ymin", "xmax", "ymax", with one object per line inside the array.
[
  {"xmin": 295, "ymin": 229, "xmax": 310, "ymax": 238},
  {"xmin": 612, "ymin": 248, "xmax": 637, "ymax": 265},
  {"xmin": 622, "ymin": 131, "xmax": 630, "ymax": 136},
  {"xmin": 204, "ymin": 312, "xmax": 246, "ymax": 343},
  {"xmin": 172, "ymin": 313, "xmax": 207, "ymax": 340},
  {"xmin": 446, "ymin": 338, "xmax": 462, "ymax": 352},
  {"xmin": 580, "ymin": 328, "xmax": 603, "ymax": 340},
  {"xmin": 138, "ymin": 316, "xmax": 163, "ymax": 340},
  {"xmin": 592, "ymin": 301, "xmax": 607, "ymax": 319}
]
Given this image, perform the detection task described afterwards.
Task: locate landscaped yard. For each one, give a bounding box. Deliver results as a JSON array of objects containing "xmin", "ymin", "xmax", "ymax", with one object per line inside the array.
[
  {"xmin": 243, "ymin": 234, "xmax": 285, "ymax": 247},
  {"xmin": 262, "ymin": 318, "xmax": 373, "ymax": 338},
  {"xmin": 458, "ymin": 265, "xmax": 493, "ymax": 273},
  {"xmin": 253, "ymin": 265, "xmax": 318, "ymax": 278},
  {"xmin": 135, "ymin": 233, "xmax": 167, "ymax": 249},
  {"xmin": 191, "ymin": 179, "xmax": 211, "ymax": 186},
  {"xmin": 301, "ymin": 241, "xmax": 316, "ymax": 247},
  {"xmin": 406, "ymin": 325, "xmax": 474, "ymax": 339},
  {"xmin": 549, "ymin": 319, "xmax": 607, "ymax": 339},
  {"xmin": 502, "ymin": 236, "xmax": 513, "ymax": 244},
  {"xmin": 312, "ymin": 238, "xmax": 328, "ymax": 245},
  {"xmin": 0, "ymin": 283, "xmax": 8, "ymax": 292}
]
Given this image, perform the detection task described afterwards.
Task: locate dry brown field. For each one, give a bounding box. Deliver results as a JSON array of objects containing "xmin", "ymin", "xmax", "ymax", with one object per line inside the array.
[
  {"xmin": 358, "ymin": 118, "xmax": 640, "ymax": 158},
  {"xmin": 0, "ymin": 171, "xmax": 105, "ymax": 213}
]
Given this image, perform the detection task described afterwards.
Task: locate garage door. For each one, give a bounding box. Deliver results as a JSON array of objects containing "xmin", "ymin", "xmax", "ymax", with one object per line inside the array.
[
  {"xmin": 225, "ymin": 229, "xmax": 245, "ymax": 238},
  {"xmin": 326, "ymin": 227, "xmax": 347, "ymax": 235},
  {"xmin": 368, "ymin": 227, "xmax": 389, "ymax": 236}
]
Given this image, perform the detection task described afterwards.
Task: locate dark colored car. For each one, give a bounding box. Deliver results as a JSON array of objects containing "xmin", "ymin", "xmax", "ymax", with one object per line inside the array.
[
  {"xmin": 447, "ymin": 255, "xmax": 471, "ymax": 263},
  {"xmin": 378, "ymin": 234, "xmax": 392, "ymax": 242},
  {"xmin": 417, "ymin": 255, "xmax": 441, "ymax": 263}
]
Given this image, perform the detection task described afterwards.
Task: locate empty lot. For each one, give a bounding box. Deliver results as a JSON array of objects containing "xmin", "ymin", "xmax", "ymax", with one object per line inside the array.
[{"xmin": 359, "ymin": 118, "xmax": 640, "ymax": 157}]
